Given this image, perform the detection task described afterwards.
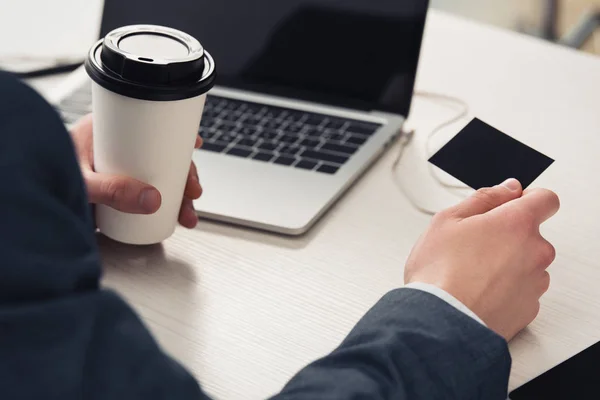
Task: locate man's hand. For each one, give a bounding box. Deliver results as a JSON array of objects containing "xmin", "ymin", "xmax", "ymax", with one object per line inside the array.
[
  {"xmin": 405, "ymin": 178, "xmax": 560, "ymax": 341},
  {"xmin": 70, "ymin": 114, "xmax": 202, "ymax": 229}
]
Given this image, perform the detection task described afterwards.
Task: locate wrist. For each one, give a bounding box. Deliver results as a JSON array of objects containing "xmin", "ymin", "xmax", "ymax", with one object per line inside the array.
[{"xmin": 404, "ymin": 282, "xmax": 487, "ymax": 327}]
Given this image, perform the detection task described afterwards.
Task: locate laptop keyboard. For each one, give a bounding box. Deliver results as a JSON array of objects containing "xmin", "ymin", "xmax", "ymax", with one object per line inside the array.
[{"xmin": 57, "ymin": 84, "xmax": 383, "ymax": 175}]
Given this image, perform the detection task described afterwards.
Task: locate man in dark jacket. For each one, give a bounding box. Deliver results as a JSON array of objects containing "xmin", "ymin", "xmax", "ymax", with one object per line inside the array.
[{"xmin": 0, "ymin": 71, "xmax": 559, "ymax": 399}]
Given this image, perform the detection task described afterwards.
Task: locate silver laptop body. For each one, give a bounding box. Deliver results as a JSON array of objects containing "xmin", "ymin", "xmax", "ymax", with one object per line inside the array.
[{"xmin": 50, "ymin": 0, "xmax": 429, "ymax": 235}]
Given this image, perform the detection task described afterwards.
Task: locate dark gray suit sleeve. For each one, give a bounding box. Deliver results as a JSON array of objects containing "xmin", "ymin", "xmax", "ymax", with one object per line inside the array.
[
  {"xmin": 0, "ymin": 72, "xmax": 208, "ymax": 400},
  {"xmin": 271, "ymin": 289, "xmax": 512, "ymax": 400},
  {"xmin": 0, "ymin": 71, "xmax": 510, "ymax": 400}
]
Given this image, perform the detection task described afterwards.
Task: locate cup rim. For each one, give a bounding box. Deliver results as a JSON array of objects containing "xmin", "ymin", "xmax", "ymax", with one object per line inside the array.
[{"xmin": 85, "ymin": 35, "xmax": 216, "ymax": 101}]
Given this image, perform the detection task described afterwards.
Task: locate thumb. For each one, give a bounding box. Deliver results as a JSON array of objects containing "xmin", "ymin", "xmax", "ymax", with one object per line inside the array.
[
  {"xmin": 450, "ymin": 178, "xmax": 522, "ymax": 219},
  {"xmin": 84, "ymin": 171, "xmax": 162, "ymax": 214}
]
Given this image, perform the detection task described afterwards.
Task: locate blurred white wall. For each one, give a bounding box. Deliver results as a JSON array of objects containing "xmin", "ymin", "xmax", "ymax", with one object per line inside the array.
[
  {"xmin": 430, "ymin": 0, "xmax": 541, "ymax": 30},
  {"xmin": 0, "ymin": 0, "xmax": 103, "ymax": 60}
]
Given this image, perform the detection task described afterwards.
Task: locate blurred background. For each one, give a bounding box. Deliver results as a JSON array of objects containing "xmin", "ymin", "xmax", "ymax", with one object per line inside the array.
[
  {"xmin": 432, "ymin": 0, "xmax": 600, "ymax": 55},
  {"xmin": 0, "ymin": 0, "xmax": 598, "ymax": 76}
]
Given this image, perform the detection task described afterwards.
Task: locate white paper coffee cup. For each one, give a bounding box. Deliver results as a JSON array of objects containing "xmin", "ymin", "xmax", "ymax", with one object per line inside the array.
[{"xmin": 85, "ymin": 25, "xmax": 216, "ymax": 245}]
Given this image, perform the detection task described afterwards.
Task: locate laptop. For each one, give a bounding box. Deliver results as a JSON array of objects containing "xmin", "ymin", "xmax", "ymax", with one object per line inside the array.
[{"xmin": 51, "ymin": 0, "xmax": 429, "ymax": 235}]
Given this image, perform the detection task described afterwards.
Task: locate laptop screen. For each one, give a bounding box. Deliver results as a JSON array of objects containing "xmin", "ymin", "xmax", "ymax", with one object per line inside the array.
[{"xmin": 99, "ymin": 0, "xmax": 429, "ymax": 116}]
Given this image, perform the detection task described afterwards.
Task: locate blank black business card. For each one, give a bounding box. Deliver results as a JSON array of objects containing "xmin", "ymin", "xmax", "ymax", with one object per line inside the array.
[{"xmin": 428, "ymin": 118, "xmax": 554, "ymax": 189}]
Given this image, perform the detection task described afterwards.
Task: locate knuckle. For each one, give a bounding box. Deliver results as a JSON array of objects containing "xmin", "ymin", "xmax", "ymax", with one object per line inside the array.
[
  {"xmin": 100, "ymin": 178, "xmax": 128, "ymax": 206},
  {"xmin": 540, "ymin": 271, "xmax": 551, "ymax": 294},
  {"xmin": 432, "ymin": 208, "xmax": 453, "ymax": 224},
  {"xmin": 529, "ymin": 188, "xmax": 561, "ymax": 212},
  {"xmin": 432, "ymin": 210, "xmax": 448, "ymax": 224},
  {"xmin": 473, "ymin": 188, "xmax": 499, "ymax": 209},
  {"xmin": 538, "ymin": 240, "xmax": 557, "ymax": 267},
  {"xmin": 535, "ymin": 188, "xmax": 560, "ymax": 202},
  {"xmin": 543, "ymin": 189, "xmax": 561, "ymax": 211}
]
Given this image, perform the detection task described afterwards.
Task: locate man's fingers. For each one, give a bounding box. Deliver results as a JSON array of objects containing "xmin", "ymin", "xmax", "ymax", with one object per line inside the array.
[
  {"xmin": 449, "ymin": 178, "xmax": 523, "ymax": 219},
  {"xmin": 70, "ymin": 114, "xmax": 94, "ymax": 165},
  {"xmin": 85, "ymin": 171, "xmax": 162, "ymax": 214},
  {"xmin": 71, "ymin": 113, "xmax": 93, "ymax": 136},
  {"xmin": 516, "ymin": 188, "xmax": 560, "ymax": 225},
  {"xmin": 195, "ymin": 135, "xmax": 203, "ymax": 149},
  {"xmin": 179, "ymin": 198, "xmax": 198, "ymax": 228},
  {"xmin": 184, "ymin": 161, "xmax": 202, "ymax": 199}
]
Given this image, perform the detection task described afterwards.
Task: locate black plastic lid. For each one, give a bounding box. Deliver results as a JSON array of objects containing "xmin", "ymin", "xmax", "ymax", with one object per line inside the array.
[{"xmin": 85, "ymin": 25, "xmax": 216, "ymax": 101}]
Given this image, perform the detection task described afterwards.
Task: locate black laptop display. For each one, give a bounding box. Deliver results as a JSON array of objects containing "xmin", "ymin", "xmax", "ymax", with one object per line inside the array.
[{"xmin": 99, "ymin": 0, "xmax": 429, "ymax": 115}]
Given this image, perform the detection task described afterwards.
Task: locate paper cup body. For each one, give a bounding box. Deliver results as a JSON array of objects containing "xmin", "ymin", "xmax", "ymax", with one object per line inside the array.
[{"xmin": 92, "ymin": 83, "xmax": 206, "ymax": 244}]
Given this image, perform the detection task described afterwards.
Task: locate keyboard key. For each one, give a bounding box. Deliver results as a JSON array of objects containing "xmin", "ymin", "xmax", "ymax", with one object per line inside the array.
[
  {"xmin": 201, "ymin": 142, "xmax": 228, "ymax": 153},
  {"xmin": 57, "ymin": 107, "xmax": 89, "ymax": 119},
  {"xmin": 285, "ymin": 124, "xmax": 304, "ymax": 134},
  {"xmin": 207, "ymin": 119, "xmax": 223, "ymax": 130},
  {"xmin": 323, "ymin": 118, "xmax": 347, "ymax": 130},
  {"xmin": 346, "ymin": 135, "xmax": 368, "ymax": 146},
  {"xmin": 244, "ymin": 103, "xmax": 265, "ymax": 113},
  {"xmin": 252, "ymin": 151, "xmax": 275, "ymax": 162},
  {"xmin": 59, "ymin": 98, "xmax": 91, "ymax": 112},
  {"xmin": 223, "ymin": 101, "xmax": 238, "ymax": 111},
  {"xmin": 317, "ymin": 164, "xmax": 340, "ymax": 174},
  {"xmin": 300, "ymin": 137, "xmax": 321, "ymax": 149},
  {"xmin": 206, "ymin": 124, "xmax": 224, "ymax": 136},
  {"xmin": 200, "ymin": 128, "xmax": 220, "ymax": 140},
  {"xmin": 256, "ymin": 129, "xmax": 280, "ymax": 141},
  {"xmin": 244, "ymin": 115, "xmax": 263, "ymax": 125},
  {"xmin": 239, "ymin": 126, "xmax": 259, "ymax": 137},
  {"xmin": 348, "ymin": 122, "xmax": 381, "ymax": 136},
  {"xmin": 220, "ymin": 112, "xmax": 242, "ymax": 123},
  {"xmin": 264, "ymin": 109, "xmax": 284, "ymax": 119},
  {"xmin": 218, "ymin": 131, "xmax": 240, "ymax": 143},
  {"xmin": 301, "ymin": 150, "xmax": 349, "ymax": 165},
  {"xmin": 304, "ymin": 115, "xmax": 326, "ymax": 127},
  {"xmin": 259, "ymin": 141, "xmax": 280, "ymax": 151},
  {"xmin": 322, "ymin": 130, "xmax": 347, "ymax": 141},
  {"xmin": 237, "ymin": 137, "xmax": 259, "ymax": 148},
  {"xmin": 273, "ymin": 156, "xmax": 296, "ymax": 166},
  {"xmin": 59, "ymin": 109, "xmax": 84, "ymax": 122},
  {"xmin": 278, "ymin": 144, "xmax": 303, "ymax": 156},
  {"xmin": 320, "ymin": 142, "xmax": 358, "ymax": 155},
  {"xmin": 304, "ymin": 126, "xmax": 326, "ymax": 138},
  {"xmin": 226, "ymin": 147, "xmax": 253, "ymax": 158},
  {"xmin": 261, "ymin": 119, "xmax": 285, "ymax": 130},
  {"xmin": 203, "ymin": 109, "xmax": 219, "ymax": 119},
  {"xmin": 279, "ymin": 134, "xmax": 300, "ymax": 144},
  {"xmin": 284, "ymin": 111, "xmax": 305, "ymax": 124},
  {"xmin": 296, "ymin": 160, "xmax": 318, "ymax": 170},
  {"xmin": 200, "ymin": 117, "xmax": 216, "ymax": 127}
]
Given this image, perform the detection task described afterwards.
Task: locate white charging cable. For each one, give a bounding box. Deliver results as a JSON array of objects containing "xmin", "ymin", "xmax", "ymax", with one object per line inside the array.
[{"xmin": 391, "ymin": 91, "xmax": 472, "ymax": 216}]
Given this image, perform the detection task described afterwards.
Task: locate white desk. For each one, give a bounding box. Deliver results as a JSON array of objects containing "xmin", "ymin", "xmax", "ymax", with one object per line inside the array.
[{"xmin": 13, "ymin": 7, "xmax": 600, "ymax": 400}]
